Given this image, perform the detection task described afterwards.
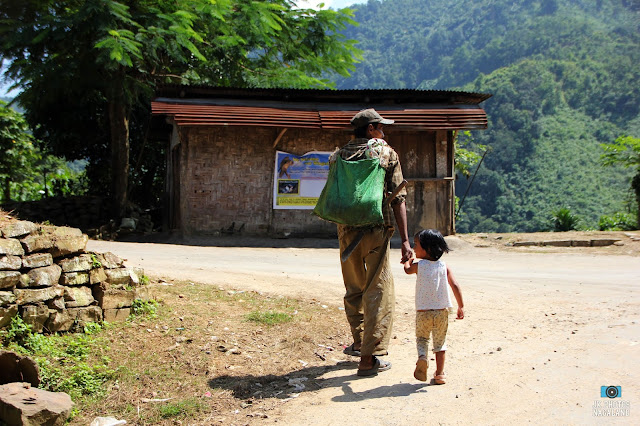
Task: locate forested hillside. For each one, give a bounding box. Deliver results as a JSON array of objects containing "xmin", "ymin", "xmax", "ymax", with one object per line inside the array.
[{"xmin": 335, "ymin": 0, "xmax": 640, "ymax": 232}]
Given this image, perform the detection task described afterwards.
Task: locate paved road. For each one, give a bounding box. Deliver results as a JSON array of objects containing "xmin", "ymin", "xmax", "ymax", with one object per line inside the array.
[{"xmin": 87, "ymin": 238, "xmax": 640, "ymax": 424}]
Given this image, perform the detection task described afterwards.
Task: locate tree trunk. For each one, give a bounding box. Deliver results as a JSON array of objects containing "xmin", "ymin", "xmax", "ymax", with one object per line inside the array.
[
  {"xmin": 3, "ymin": 176, "xmax": 10, "ymax": 202},
  {"xmin": 108, "ymin": 88, "xmax": 130, "ymax": 219}
]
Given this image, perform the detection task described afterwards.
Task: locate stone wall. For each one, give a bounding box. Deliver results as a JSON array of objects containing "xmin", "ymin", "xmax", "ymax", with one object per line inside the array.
[
  {"xmin": 0, "ymin": 220, "xmax": 145, "ymax": 333},
  {"xmin": 1, "ymin": 196, "xmax": 106, "ymax": 233}
]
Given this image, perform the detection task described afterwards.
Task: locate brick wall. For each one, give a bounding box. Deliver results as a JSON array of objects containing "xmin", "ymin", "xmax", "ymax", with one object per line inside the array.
[{"xmin": 178, "ymin": 126, "xmax": 349, "ymax": 236}]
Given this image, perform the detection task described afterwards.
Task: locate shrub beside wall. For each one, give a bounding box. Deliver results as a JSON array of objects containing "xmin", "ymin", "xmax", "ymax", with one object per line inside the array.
[{"xmin": 0, "ymin": 219, "xmax": 145, "ymax": 333}]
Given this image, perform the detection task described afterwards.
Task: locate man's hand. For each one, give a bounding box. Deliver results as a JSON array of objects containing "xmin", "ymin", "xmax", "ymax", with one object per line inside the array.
[
  {"xmin": 456, "ymin": 307, "xmax": 464, "ymax": 319},
  {"xmin": 400, "ymin": 240, "xmax": 414, "ymax": 263}
]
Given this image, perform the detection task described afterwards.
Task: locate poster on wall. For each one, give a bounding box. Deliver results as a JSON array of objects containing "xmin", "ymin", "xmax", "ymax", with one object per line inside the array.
[{"xmin": 273, "ymin": 150, "xmax": 332, "ymax": 209}]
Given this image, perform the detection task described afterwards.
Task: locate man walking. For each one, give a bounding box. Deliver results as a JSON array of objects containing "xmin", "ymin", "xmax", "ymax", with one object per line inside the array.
[{"xmin": 334, "ymin": 108, "xmax": 413, "ymax": 376}]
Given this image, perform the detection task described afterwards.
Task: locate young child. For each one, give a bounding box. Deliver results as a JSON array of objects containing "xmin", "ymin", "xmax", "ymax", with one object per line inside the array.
[{"xmin": 403, "ymin": 229, "xmax": 464, "ymax": 384}]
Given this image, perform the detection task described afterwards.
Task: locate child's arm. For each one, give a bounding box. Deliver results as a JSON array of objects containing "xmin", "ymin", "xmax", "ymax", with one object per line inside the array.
[
  {"xmin": 447, "ymin": 265, "xmax": 464, "ymax": 319},
  {"xmin": 403, "ymin": 258, "xmax": 418, "ymax": 274}
]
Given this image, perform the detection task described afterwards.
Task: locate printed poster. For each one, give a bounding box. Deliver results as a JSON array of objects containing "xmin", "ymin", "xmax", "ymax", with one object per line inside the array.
[{"xmin": 273, "ymin": 150, "xmax": 331, "ymax": 209}]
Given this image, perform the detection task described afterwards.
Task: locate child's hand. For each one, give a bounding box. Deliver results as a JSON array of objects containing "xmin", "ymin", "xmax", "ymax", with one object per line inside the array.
[{"xmin": 456, "ymin": 307, "xmax": 464, "ymax": 319}]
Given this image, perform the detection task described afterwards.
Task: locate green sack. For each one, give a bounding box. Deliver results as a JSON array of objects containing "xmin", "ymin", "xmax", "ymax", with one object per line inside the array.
[{"xmin": 313, "ymin": 155, "xmax": 386, "ymax": 226}]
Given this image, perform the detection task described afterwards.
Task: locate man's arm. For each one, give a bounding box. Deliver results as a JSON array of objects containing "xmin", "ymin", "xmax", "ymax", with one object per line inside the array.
[{"xmin": 392, "ymin": 201, "xmax": 413, "ymax": 263}]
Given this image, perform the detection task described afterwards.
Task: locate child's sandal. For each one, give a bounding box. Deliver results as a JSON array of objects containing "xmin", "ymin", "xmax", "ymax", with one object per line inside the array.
[
  {"xmin": 433, "ymin": 372, "xmax": 446, "ymax": 385},
  {"xmin": 413, "ymin": 357, "xmax": 428, "ymax": 382}
]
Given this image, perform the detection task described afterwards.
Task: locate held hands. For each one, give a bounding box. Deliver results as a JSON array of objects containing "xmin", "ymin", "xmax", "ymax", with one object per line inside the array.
[{"xmin": 400, "ymin": 241, "xmax": 414, "ymax": 263}]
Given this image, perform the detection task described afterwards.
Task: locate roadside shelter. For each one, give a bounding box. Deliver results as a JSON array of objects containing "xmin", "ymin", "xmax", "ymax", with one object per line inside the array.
[{"xmin": 150, "ymin": 86, "xmax": 491, "ymax": 237}]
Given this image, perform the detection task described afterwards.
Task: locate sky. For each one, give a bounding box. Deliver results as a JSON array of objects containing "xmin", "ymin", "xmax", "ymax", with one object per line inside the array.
[{"xmin": 0, "ymin": 0, "xmax": 363, "ymax": 98}]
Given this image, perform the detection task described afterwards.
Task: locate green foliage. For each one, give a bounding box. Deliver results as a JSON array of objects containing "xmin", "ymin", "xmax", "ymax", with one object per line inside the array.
[
  {"xmin": 159, "ymin": 399, "xmax": 204, "ymax": 419},
  {"xmin": 598, "ymin": 212, "xmax": 637, "ymax": 231},
  {"xmin": 245, "ymin": 310, "xmax": 293, "ymax": 326},
  {"xmin": 140, "ymin": 274, "xmax": 150, "ymax": 285},
  {"xmin": 1, "ymin": 0, "xmax": 361, "ymax": 215},
  {"xmin": 0, "ymin": 316, "xmax": 114, "ymax": 400},
  {"xmin": 130, "ymin": 298, "xmax": 159, "ymax": 318},
  {"xmin": 0, "ymin": 101, "xmax": 86, "ymax": 202},
  {"xmin": 335, "ymin": 0, "xmax": 639, "ymax": 232},
  {"xmin": 552, "ymin": 207, "xmax": 580, "ymax": 232}
]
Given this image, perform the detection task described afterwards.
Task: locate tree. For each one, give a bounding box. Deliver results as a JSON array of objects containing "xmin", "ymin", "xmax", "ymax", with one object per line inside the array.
[
  {"xmin": 0, "ymin": 0, "xmax": 360, "ymax": 217},
  {"xmin": 601, "ymin": 135, "xmax": 640, "ymax": 227},
  {"xmin": 0, "ymin": 101, "xmax": 41, "ymax": 201}
]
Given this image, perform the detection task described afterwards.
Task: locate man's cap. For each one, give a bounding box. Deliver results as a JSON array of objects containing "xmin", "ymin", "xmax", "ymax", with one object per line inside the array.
[{"xmin": 350, "ymin": 108, "xmax": 395, "ymax": 128}]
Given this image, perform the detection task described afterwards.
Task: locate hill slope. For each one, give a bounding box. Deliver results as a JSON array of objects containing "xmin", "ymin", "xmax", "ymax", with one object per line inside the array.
[{"xmin": 335, "ymin": 0, "xmax": 640, "ymax": 231}]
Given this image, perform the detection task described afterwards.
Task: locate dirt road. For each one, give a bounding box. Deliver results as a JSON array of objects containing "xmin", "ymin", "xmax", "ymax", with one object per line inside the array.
[{"xmin": 87, "ymin": 236, "xmax": 640, "ymax": 424}]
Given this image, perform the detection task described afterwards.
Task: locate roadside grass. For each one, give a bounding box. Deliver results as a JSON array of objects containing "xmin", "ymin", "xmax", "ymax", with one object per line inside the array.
[{"xmin": 1, "ymin": 278, "xmax": 353, "ymax": 425}]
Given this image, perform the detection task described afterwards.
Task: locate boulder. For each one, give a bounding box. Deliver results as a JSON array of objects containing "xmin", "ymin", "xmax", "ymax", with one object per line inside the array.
[
  {"xmin": 58, "ymin": 254, "xmax": 93, "ymax": 273},
  {"xmin": 45, "ymin": 310, "xmax": 74, "ymax": 333},
  {"xmin": 0, "ymin": 291, "xmax": 17, "ymax": 306},
  {"xmin": 20, "ymin": 235, "xmax": 55, "ymax": 254},
  {"xmin": 89, "ymin": 268, "xmax": 107, "ymax": 285},
  {"xmin": 14, "ymin": 286, "xmax": 65, "ymax": 305},
  {"xmin": 67, "ymin": 306, "xmax": 102, "ymax": 328},
  {"xmin": 0, "ymin": 382, "xmax": 73, "ymax": 426},
  {"xmin": 104, "ymin": 268, "xmax": 133, "ymax": 286},
  {"xmin": 21, "ymin": 253, "xmax": 53, "ymax": 269},
  {"xmin": 0, "ymin": 351, "xmax": 39, "ymax": 387},
  {"xmin": 0, "ymin": 239, "xmax": 24, "ymax": 256},
  {"xmin": 0, "ymin": 305, "xmax": 18, "ymax": 328},
  {"xmin": 60, "ymin": 272, "xmax": 90, "ymax": 286},
  {"xmin": 0, "ymin": 255, "xmax": 22, "ymax": 270},
  {"xmin": 49, "ymin": 235, "xmax": 89, "ymax": 258},
  {"xmin": 0, "ymin": 271, "xmax": 21, "ymax": 289},
  {"xmin": 20, "ymin": 265, "xmax": 62, "ymax": 288},
  {"xmin": 97, "ymin": 252, "xmax": 123, "ymax": 269},
  {"xmin": 63, "ymin": 286, "xmax": 94, "ymax": 308},
  {"xmin": 93, "ymin": 284, "xmax": 135, "ymax": 309},
  {"xmin": 0, "ymin": 220, "xmax": 37, "ymax": 238},
  {"xmin": 20, "ymin": 304, "xmax": 51, "ymax": 333}
]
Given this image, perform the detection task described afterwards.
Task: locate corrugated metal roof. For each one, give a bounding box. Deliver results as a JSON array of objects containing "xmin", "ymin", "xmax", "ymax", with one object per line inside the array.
[{"xmin": 152, "ymin": 86, "xmax": 491, "ymax": 130}]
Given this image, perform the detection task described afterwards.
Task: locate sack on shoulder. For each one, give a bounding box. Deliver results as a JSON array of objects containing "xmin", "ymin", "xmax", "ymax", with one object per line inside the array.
[{"xmin": 313, "ymin": 155, "xmax": 385, "ymax": 226}]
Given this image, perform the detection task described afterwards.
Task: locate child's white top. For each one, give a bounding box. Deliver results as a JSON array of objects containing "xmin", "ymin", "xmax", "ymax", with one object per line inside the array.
[{"xmin": 415, "ymin": 259, "xmax": 453, "ymax": 310}]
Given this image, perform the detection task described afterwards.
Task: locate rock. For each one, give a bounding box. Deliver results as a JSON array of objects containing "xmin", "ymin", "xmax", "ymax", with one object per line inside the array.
[
  {"xmin": 47, "ymin": 297, "xmax": 65, "ymax": 311},
  {"xmin": 512, "ymin": 241, "xmax": 539, "ymax": 247},
  {"xmin": 97, "ymin": 252, "xmax": 124, "ymax": 269},
  {"xmin": 49, "ymin": 235, "xmax": 89, "ymax": 258},
  {"xmin": 20, "ymin": 235, "xmax": 55, "ymax": 254},
  {"xmin": 542, "ymin": 240, "xmax": 572, "ymax": 247},
  {"xmin": 0, "ymin": 255, "xmax": 22, "ymax": 270},
  {"xmin": 20, "ymin": 304, "xmax": 51, "ymax": 333},
  {"xmin": 20, "ymin": 265, "xmax": 62, "ymax": 288},
  {"xmin": 58, "ymin": 254, "xmax": 93, "ymax": 273},
  {"xmin": 93, "ymin": 284, "xmax": 135, "ymax": 309},
  {"xmin": 0, "ymin": 271, "xmax": 21, "ymax": 289},
  {"xmin": 0, "ymin": 382, "xmax": 73, "ymax": 426},
  {"xmin": 67, "ymin": 306, "xmax": 102, "ymax": 328},
  {"xmin": 90, "ymin": 268, "xmax": 107, "ymax": 285},
  {"xmin": 21, "ymin": 253, "xmax": 53, "ymax": 269},
  {"xmin": 14, "ymin": 286, "xmax": 65, "ymax": 305},
  {"xmin": 571, "ymin": 240, "xmax": 591, "ymax": 247},
  {"xmin": 60, "ymin": 272, "xmax": 90, "ymax": 286},
  {"xmin": 45, "ymin": 310, "xmax": 74, "ymax": 333},
  {"xmin": 0, "ymin": 291, "xmax": 17, "ymax": 306},
  {"xmin": 0, "ymin": 351, "xmax": 40, "ymax": 387},
  {"xmin": 0, "ymin": 305, "xmax": 18, "ymax": 328},
  {"xmin": 591, "ymin": 239, "xmax": 621, "ymax": 247},
  {"xmin": 90, "ymin": 416, "xmax": 127, "ymax": 426},
  {"xmin": 0, "ymin": 221, "xmax": 37, "ymax": 238},
  {"xmin": 63, "ymin": 286, "xmax": 95, "ymax": 308},
  {"xmin": 102, "ymin": 308, "xmax": 131, "ymax": 322},
  {"xmin": 104, "ymin": 268, "xmax": 133, "ymax": 286},
  {"xmin": 0, "ymin": 239, "xmax": 24, "ymax": 256}
]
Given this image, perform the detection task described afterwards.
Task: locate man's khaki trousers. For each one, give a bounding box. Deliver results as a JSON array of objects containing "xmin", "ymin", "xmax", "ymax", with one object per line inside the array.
[{"xmin": 338, "ymin": 225, "xmax": 395, "ymax": 357}]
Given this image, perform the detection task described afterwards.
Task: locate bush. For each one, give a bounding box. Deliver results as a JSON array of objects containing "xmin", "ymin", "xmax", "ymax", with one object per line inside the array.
[
  {"xmin": 552, "ymin": 207, "xmax": 580, "ymax": 231},
  {"xmin": 598, "ymin": 212, "xmax": 638, "ymax": 231}
]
